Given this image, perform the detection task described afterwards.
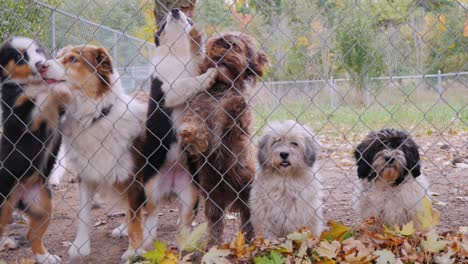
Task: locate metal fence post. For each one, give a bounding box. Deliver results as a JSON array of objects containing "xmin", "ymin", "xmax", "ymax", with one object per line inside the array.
[
  {"xmin": 437, "ymin": 70, "xmax": 442, "ymax": 103},
  {"xmin": 50, "ymin": 9, "xmax": 56, "ymax": 56},
  {"xmin": 113, "ymin": 32, "xmax": 118, "ymax": 60},
  {"xmin": 330, "ymin": 76, "xmax": 336, "ymax": 108}
]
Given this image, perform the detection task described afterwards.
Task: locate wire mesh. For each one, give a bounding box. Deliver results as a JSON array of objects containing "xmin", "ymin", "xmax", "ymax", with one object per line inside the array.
[{"xmin": 0, "ymin": 0, "xmax": 467, "ymax": 263}]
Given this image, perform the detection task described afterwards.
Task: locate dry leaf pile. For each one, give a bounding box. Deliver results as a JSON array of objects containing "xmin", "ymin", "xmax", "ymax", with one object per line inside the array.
[{"xmin": 128, "ymin": 197, "xmax": 467, "ymax": 264}]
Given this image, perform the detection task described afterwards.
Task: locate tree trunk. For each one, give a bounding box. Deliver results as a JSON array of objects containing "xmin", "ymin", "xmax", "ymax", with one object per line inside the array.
[{"xmin": 153, "ymin": 0, "xmax": 197, "ymax": 27}]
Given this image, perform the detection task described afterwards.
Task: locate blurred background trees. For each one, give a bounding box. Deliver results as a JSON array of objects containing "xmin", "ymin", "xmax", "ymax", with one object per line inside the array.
[{"xmin": 1, "ymin": 0, "xmax": 466, "ymax": 80}]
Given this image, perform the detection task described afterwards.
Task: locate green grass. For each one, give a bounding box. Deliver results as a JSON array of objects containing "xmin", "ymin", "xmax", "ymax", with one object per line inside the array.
[{"xmin": 253, "ymin": 100, "xmax": 467, "ymax": 136}]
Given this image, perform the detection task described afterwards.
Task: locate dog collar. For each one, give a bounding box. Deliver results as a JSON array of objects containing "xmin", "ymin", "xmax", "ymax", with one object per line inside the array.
[{"xmin": 91, "ymin": 104, "xmax": 113, "ymax": 124}]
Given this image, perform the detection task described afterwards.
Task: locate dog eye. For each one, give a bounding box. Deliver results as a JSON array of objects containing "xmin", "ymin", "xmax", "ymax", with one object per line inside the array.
[
  {"xmin": 223, "ymin": 42, "xmax": 232, "ymax": 49},
  {"xmin": 36, "ymin": 48, "xmax": 43, "ymax": 54},
  {"xmin": 68, "ymin": 56, "xmax": 78, "ymax": 63},
  {"xmin": 290, "ymin": 142, "xmax": 299, "ymax": 146}
]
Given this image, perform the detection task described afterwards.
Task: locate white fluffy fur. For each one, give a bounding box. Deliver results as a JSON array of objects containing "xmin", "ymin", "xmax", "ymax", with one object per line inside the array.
[
  {"xmin": 142, "ymin": 10, "xmax": 216, "ymax": 240},
  {"xmin": 250, "ymin": 121, "xmax": 324, "ymax": 238},
  {"xmin": 44, "ymin": 57, "xmax": 147, "ymax": 259},
  {"xmin": 353, "ymin": 174, "xmax": 430, "ymax": 227}
]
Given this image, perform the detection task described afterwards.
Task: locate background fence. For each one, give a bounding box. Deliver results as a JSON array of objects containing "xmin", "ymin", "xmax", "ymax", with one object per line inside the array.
[{"xmin": 0, "ymin": 0, "xmax": 467, "ymax": 263}]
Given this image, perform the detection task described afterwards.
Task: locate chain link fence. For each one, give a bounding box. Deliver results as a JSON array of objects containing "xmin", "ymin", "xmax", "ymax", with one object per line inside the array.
[{"xmin": 0, "ymin": 0, "xmax": 467, "ymax": 263}]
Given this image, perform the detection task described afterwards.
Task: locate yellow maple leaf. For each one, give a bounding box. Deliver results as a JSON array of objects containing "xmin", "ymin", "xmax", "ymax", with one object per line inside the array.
[
  {"xmin": 320, "ymin": 221, "xmax": 351, "ymax": 242},
  {"xmin": 395, "ymin": 221, "xmax": 416, "ymax": 236},
  {"xmin": 416, "ymin": 197, "xmax": 440, "ymax": 230}
]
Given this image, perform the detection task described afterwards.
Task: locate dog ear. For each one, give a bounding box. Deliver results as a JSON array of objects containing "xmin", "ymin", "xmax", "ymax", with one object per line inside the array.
[
  {"xmin": 248, "ymin": 49, "xmax": 269, "ymax": 78},
  {"xmin": 154, "ymin": 21, "xmax": 166, "ymax": 47},
  {"xmin": 354, "ymin": 139, "xmax": 377, "ymax": 180},
  {"xmin": 94, "ymin": 47, "xmax": 113, "ymax": 86},
  {"xmin": 257, "ymin": 134, "xmax": 270, "ymax": 167},
  {"xmin": 304, "ymin": 136, "xmax": 318, "ymax": 167},
  {"xmin": 404, "ymin": 139, "xmax": 421, "ymax": 178}
]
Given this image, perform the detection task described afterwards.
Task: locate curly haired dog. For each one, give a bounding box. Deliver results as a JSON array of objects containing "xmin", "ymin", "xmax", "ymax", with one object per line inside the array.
[
  {"xmin": 250, "ymin": 121, "xmax": 324, "ymax": 239},
  {"xmin": 0, "ymin": 37, "xmax": 71, "ymax": 263},
  {"xmin": 353, "ymin": 128, "xmax": 431, "ymax": 228},
  {"xmin": 180, "ymin": 32, "xmax": 269, "ymax": 247}
]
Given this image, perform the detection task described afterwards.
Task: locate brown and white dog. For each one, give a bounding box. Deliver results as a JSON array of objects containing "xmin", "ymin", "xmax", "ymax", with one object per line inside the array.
[
  {"xmin": 41, "ymin": 45, "xmax": 150, "ymax": 261},
  {"xmin": 0, "ymin": 36, "xmax": 71, "ymax": 263},
  {"xmin": 180, "ymin": 32, "xmax": 269, "ymax": 247}
]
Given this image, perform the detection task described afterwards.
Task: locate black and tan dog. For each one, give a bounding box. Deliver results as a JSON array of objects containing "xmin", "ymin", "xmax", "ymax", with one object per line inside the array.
[{"xmin": 0, "ymin": 37, "xmax": 70, "ymax": 263}]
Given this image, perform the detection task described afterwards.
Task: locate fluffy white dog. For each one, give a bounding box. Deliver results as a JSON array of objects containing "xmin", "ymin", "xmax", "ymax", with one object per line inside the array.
[{"xmin": 250, "ymin": 120, "xmax": 324, "ymax": 238}]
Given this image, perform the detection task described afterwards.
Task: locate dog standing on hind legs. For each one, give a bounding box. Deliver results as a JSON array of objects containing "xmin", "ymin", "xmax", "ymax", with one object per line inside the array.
[
  {"xmin": 0, "ymin": 37, "xmax": 71, "ymax": 263},
  {"xmin": 179, "ymin": 32, "xmax": 269, "ymax": 248}
]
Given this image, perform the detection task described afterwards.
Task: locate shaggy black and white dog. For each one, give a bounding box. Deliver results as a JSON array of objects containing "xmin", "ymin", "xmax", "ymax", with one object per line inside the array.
[{"xmin": 353, "ymin": 128, "xmax": 430, "ymax": 227}]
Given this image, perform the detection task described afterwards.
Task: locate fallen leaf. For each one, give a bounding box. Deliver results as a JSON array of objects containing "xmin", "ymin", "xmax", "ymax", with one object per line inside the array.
[
  {"xmin": 434, "ymin": 201, "xmax": 448, "ymax": 207},
  {"xmin": 316, "ymin": 259, "xmax": 336, "ymax": 264},
  {"xmin": 20, "ymin": 259, "xmax": 35, "ymax": 264},
  {"xmin": 287, "ymin": 231, "xmax": 308, "ymax": 257},
  {"xmin": 316, "ymin": 240, "xmax": 340, "ymax": 259},
  {"xmin": 416, "ymin": 197, "xmax": 440, "ymax": 230},
  {"xmin": 397, "ymin": 221, "xmax": 416, "ymax": 236},
  {"xmin": 421, "ymin": 229, "xmax": 447, "ymax": 253},
  {"xmin": 93, "ymin": 220, "xmax": 107, "ymax": 227},
  {"xmin": 254, "ymin": 251, "xmax": 285, "ymax": 264},
  {"xmin": 230, "ymin": 232, "xmax": 246, "ymax": 258},
  {"xmin": 320, "ymin": 221, "xmax": 350, "ymax": 242},
  {"xmin": 374, "ymin": 249, "xmax": 396, "ymax": 264},
  {"xmin": 160, "ymin": 251, "xmax": 178, "ymax": 264},
  {"xmin": 342, "ymin": 238, "xmax": 375, "ymax": 263},
  {"xmin": 434, "ymin": 250, "xmax": 455, "ymax": 264},
  {"xmin": 0, "ymin": 236, "xmax": 18, "ymax": 251},
  {"xmin": 201, "ymin": 247, "xmax": 231, "ymax": 264},
  {"xmin": 144, "ymin": 241, "xmax": 167, "ymax": 264},
  {"xmin": 176, "ymin": 222, "xmax": 207, "ymax": 252}
]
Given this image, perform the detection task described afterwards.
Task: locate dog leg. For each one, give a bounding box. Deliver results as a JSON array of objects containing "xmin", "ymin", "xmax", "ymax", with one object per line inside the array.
[
  {"xmin": 0, "ymin": 196, "xmax": 15, "ymax": 240},
  {"xmin": 238, "ymin": 197, "xmax": 255, "ymax": 242},
  {"xmin": 204, "ymin": 198, "xmax": 225, "ymax": 250},
  {"xmin": 122, "ymin": 183, "xmax": 146, "ymax": 260},
  {"xmin": 69, "ymin": 182, "xmax": 93, "ymax": 261},
  {"xmin": 163, "ymin": 68, "xmax": 218, "ymax": 108},
  {"xmin": 142, "ymin": 202, "xmax": 159, "ymax": 250},
  {"xmin": 25, "ymin": 185, "xmax": 61, "ymax": 264},
  {"xmin": 177, "ymin": 182, "xmax": 198, "ymax": 236}
]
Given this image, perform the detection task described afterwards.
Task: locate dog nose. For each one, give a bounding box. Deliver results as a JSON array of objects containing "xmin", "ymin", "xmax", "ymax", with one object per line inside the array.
[
  {"xmin": 280, "ymin": 152, "xmax": 289, "ymax": 160},
  {"xmin": 384, "ymin": 156, "xmax": 394, "ymax": 164},
  {"xmin": 170, "ymin": 8, "xmax": 180, "ymax": 19},
  {"xmin": 39, "ymin": 63, "xmax": 49, "ymax": 75}
]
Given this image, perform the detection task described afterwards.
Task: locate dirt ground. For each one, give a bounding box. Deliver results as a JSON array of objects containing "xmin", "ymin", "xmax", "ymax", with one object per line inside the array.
[{"xmin": 1, "ymin": 132, "xmax": 466, "ymax": 263}]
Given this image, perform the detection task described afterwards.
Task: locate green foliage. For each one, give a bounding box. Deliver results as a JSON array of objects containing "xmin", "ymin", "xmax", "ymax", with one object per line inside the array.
[
  {"xmin": 0, "ymin": 0, "xmax": 57, "ymax": 42},
  {"xmin": 254, "ymin": 251, "xmax": 286, "ymax": 264},
  {"xmin": 143, "ymin": 241, "xmax": 167, "ymax": 264}
]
